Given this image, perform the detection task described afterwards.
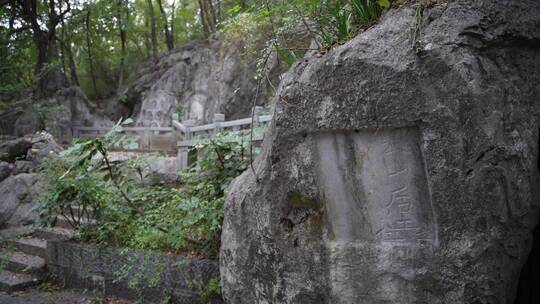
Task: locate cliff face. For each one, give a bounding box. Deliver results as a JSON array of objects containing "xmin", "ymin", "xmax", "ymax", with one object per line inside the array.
[
  {"xmin": 1, "ymin": 38, "xmax": 282, "ymax": 140},
  {"xmin": 220, "ymin": 1, "xmax": 540, "ymax": 303},
  {"xmin": 0, "ymin": 67, "xmax": 112, "ymax": 143},
  {"xmin": 124, "ymin": 39, "xmax": 281, "ymax": 127}
]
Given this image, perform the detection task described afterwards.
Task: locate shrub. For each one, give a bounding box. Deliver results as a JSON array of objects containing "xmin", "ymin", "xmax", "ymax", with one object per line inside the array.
[{"xmin": 39, "ymin": 123, "xmax": 257, "ymax": 258}]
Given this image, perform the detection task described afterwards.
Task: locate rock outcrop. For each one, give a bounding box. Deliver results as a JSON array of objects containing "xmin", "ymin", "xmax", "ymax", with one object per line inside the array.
[
  {"xmin": 0, "ymin": 137, "xmax": 33, "ymax": 162},
  {"xmin": 1, "ymin": 68, "xmax": 112, "ymax": 142},
  {"xmin": 0, "ymin": 134, "xmax": 61, "ymax": 228},
  {"xmin": 20, "ymin": 85, "xmax": 112, "ymax": 143},
  {"xmin": 0, "ymin": 173, "xmax": 40, "ymax": 228},
  {"xmin": 126, "ymin": 39, "xmax": 281, "ymax": 127},
  {"xmin": 0, "ymin": 161, "xmax": 11, "ymax": 182},
  {"xmin": 220, "ymin": 1, "xmax": 540, "ymax": 303}
]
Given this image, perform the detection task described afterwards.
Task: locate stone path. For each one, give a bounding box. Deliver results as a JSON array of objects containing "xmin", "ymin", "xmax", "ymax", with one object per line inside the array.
[
  {"xmin": 0, "ymin": 227, "xmax": 72, "ymax": 292},
  {"xmin": 1, "ymin": 210, "xmax": 131, "ymax": 303},
  {"xmin": 0, "ymin": 289, "xmax": 132, "ymax": 304},
  {"xmin": 0, "ymin": 207, "xmax": 92, "ymax": 293}
]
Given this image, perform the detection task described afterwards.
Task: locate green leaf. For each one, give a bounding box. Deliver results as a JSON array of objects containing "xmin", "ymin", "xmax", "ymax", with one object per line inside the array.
[{"xmin": 377, "ymin": 0, "xmax": 391, "ymax": 9}]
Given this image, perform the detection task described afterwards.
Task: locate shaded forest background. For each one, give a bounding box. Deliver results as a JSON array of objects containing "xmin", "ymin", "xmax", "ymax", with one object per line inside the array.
[{"xmin": 0, "ymin": 0, "xmax": 399, "ymax": 108}]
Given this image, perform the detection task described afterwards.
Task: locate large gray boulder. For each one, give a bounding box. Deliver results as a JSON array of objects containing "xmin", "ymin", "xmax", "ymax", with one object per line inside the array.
[
  {"xmin": 0, "ymin": 161, "xmax": 12, "ymax": 182},
  {"xmin": 34, "ymin": 86, "xmax": 112, "ymax": 143},
  {"xmin": 129, "ymin": 39, "xmax": 283, "ymax": 127},
  {"xmin": 3, "ymin": 68, "xmax": 112, "ymax": 141},
  {"xmin": 0, "ymin": 137, "xmax": 33, "ymax": 162},
  {"xmin": 38, "ymin": 66, "xmax": 71, "ymax": 96},
  {"xmin": 220, "ymin": 1, "xmax": 540, "ymax": 304},
  {"xmin": 26, "ymin": 133, "xmax": 62, "ymax": 167},
  {"xmin": 8, "ymin": 87, "xmax": 112, "ymax": 142},
  {"xmin": 13, "ymin": 160, "xmax": 34, "ymax": 175},
  {"xmin": 0, "ymin": 173, "xmax": 40, "ymax": 228}
]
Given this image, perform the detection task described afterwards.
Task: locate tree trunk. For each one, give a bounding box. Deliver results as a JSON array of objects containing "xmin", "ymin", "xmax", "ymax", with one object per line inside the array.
[
  {"xmin": 85, "ymin": 6, "xmax": 98, "ymax": 96},
  {"xmin": 199, "ymin": 0, "xmax": 216, "ymax": 37},
  {"xmin": 58, "ymin": 35, "xmax": 80, "ymax": 86},
  {"xmin": 66, "ymin": 43, "xmax": 79, "ymax": 86},
  {"xmin": 117, "ymin": 0, "xmax": 128, "ymax": 88},
  {"xmin": 198, "ymin": 0, "xmax": 209, "ymax": 37},
  {"xmin": 171, "ymin": 0, "xmax": 175, "ymax": 48},
  {"xmin": 16, "ymin": 0, "xmax": 69, "ymax": 74},
  {"xmin": 60, "ymin": 19, "xmax": 66, "ymax": 74},
  {"xmin": 147, "ymin": 0, "xmax": 158, "ymax": 60},
  {"xmin": 34, "ymin": 31, "xmax": 50, "ymax": 73},
  {"xmin": 206, "ymin": 0, "xmax": 217, "ymax": 31},
  {"xmin": 156, "ymin": 0, "xmax": 173, "ymax": 52}
]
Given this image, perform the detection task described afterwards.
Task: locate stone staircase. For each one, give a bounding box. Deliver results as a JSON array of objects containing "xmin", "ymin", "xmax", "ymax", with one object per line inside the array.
[
  {"xmin": 2, "ymin": 233, "xmax": 47, "ymax": 292},
  {"xmin": 0, "ymin": 215, "xmax": 82, "ymax": 293}
]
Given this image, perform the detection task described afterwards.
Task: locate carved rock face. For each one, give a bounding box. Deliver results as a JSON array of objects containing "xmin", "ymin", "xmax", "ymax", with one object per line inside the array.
[
  {"xmin": 131, "ymin": 39, "xmax": 279, "ymax": 127},
  {"xmin": 220, "ymin": 1, "xmax": 540, "ymax": 303}
]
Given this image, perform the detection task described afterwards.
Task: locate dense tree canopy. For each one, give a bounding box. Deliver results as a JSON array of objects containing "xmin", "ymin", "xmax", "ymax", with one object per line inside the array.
[{"xmin": 0, "ymin": 0, "xmax": 398, "ymax": 100}]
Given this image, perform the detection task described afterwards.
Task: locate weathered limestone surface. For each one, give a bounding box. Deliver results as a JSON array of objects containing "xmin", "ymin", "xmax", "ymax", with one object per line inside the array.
[
  {"xmin": 0, "ymin": 161, "xmax": 12, "ymax": 182},
  {"xmin": 0, "ymin": 137, "xmax": 33, "ymax": 162},
  {"xmin": 1, "ymin": 68, "xmax": 112, "ymax": 141},
  {"xmin": 128, "ymin": 39, "xmax": 282, "ymax": 127},
  {"xmin": 220, "ymin": 1, "xmax": 540, "ymax": 303},
  {"xmin": 0, "ymin": 134, "xmax": 61, "ymax": 228},
  {"xmin": 0, "ymin": 173, "xmax": 39, "ymax": 228}
]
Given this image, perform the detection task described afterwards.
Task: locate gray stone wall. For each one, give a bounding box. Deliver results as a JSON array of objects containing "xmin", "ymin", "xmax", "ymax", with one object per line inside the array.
[{"xmin": 46, "ymin": 240, "xmax": 222, "ymax": 304}]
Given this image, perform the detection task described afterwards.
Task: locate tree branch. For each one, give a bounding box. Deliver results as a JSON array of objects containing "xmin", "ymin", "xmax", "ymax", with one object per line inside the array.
[{"xmin": 0, "ymin": 0, "xmax": 15, "ymax": 8}]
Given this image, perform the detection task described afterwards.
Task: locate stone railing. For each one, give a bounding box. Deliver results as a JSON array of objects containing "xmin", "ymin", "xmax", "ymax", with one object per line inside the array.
[
  {"xmin": 72, "ymin": 106, "xmax": 273, "ymax": 170},
  {"xmin": 172, "ymin": 107, "xmax": 272, "ymax": 141},
  {"xmin": 172, "ymin": 106, "xmax": 272, "ymax": 169},
  {"xmin": 73, "ymin": 126, "xmax": 176, "ymax": 152}
]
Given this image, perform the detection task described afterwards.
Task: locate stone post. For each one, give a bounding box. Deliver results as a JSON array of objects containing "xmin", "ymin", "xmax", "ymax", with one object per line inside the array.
[
  {"xmin": 183, "ymin": 119, "xmax": 196, "ymax": 140},
  {"xmin": 143, "ymin": 128, "xmax": 151, "ymax": 150},
  {"xmin": 213, "ymin": 113, "xmax": 225, "ymax": 136},
  {"xmin": 177, "ymin": 119, "xmax": 196, "ymax": 170},
  {"xmin": 177, "ymin": 146, "xmax": 189, "ymax": 171},
  {"xmin": 253, "ymin": 106, "xmax": 264, "ymax": 128}
]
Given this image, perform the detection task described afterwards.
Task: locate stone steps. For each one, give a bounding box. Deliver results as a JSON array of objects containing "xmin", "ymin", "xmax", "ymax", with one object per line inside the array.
[
  {"xmin": 0, "ymin": 270, "xmax": 41, "ymax": 292},
  {"xmin": 10, "ymin": 237, "xmax": 47, "ymax": 258},
  {"xmin": 0, "ymin": 247, "xmax": 45, "ymax": 293},
  {"xmin": 33, "ymin": 227, "xmax": 74, "ymax": 240},
  {"xmin": 1, "ymin": 250, "xmax": 46, "ymax": 276},
  {"xmin": 0, "ymin": 209, "xmax": 80, "ymax": 293},
  {"xmin": 0, "ymin": 227, "xmax": 71, "ymax": 293}
]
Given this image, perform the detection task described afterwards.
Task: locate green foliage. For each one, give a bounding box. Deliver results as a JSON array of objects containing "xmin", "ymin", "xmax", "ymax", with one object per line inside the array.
[
  {"xmin": 39, "ymin": 120, "xmax": 255, "ymax": 258},
  {"xmin": 349, "ymin": 0, "xmax": 383, "ymax": 24},
  {"xmin": 38, "ymin": 118, "xmax": 139, "ymax": 229},
  {"xmin": 0, "ymin": 243, "xmax": 14, "ymax": 273},
  {"xmin": 0, "ymin": 0, "xmax": 400, "ymax": 100},
  {"xmin": 218, "ymin": 0, "xmax": 400, "ymax": 71},
  {"xmin": 200, "ymin": 278, "xmax": 222, "ymax": 303},
  {"xmin": 175, "ymin": 103, "xmax": 184, "ymax": 120},
  {"xmin": 0, "ymin": 9, "xmax": 35, "ymax": 97},
  {"xmin": 170, "ymin": 131, "xmax": 255, "ymax": 256}
]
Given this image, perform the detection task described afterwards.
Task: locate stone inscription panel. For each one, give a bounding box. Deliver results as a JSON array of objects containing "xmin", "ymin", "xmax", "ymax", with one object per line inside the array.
[{"xmin": 315, "ymin": 128, "xmax": 437, "ymax": 245}]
